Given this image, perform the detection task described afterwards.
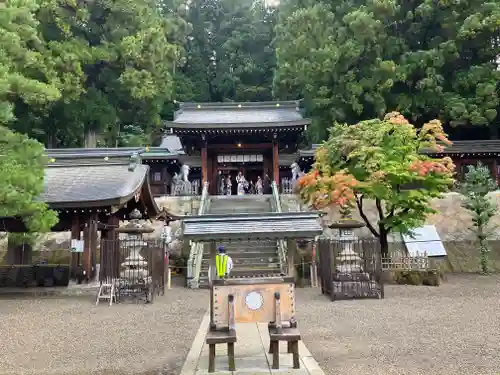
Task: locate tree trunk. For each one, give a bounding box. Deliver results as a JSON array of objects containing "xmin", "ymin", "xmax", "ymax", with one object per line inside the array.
[{"xmin": 379, "ymin": 229, "xmax": 389, "ymax": 259}]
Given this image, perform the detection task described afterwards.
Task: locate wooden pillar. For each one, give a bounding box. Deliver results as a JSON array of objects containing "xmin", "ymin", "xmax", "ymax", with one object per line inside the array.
[
  {"xmin": 493, "ymin": 159, "xmax": 499, "ymax": 186},
  {"xmin": 201, "ymin": 139, "xmax": 208, "ymax": 184},
  {"xmin": 273, "ymin": 141, "xmax": 279, "ymax": 185},
  {"xmin": 99, "ymin": 214, "xmax": 119, "ymax": 281},
  {"xmin": 70, "ymin": 216, "xmax": 81, "ymax": 277},
  {"xmin": 82, "ymin": 214, "xmax": 98, "ymax": 281},
  {"xmin": 209, "ymin": 240, "xmax": 217, "ymax": 330},
  {"xmin": 286, "ymin": 238, "xmax": 297, "ymax": 280}
]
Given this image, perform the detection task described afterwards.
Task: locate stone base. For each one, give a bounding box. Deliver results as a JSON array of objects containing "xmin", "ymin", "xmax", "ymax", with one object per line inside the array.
[{"xmin": 331, "ymin": 274, "xmax": 381, "ymax": 300}]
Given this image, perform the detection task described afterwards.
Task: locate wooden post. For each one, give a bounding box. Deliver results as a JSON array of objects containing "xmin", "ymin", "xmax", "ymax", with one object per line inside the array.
[
  {"xmin": 70, "ymin": 216, "xmax": 81, "ymax": 277},
  {"xmin": 273, "ymin": 141, "xmax": 279, "ymax": 185},
  {"xmin": 286, "ymin": 239, "xmax": 296, "ymax": 279},
  {"xmin": 209, "ymin": 240, "xmax": 217, "ymax": 329},
  {"xmin": 82, "ymin": 214, "xmax": 98, "ymax": 281},
  {"xmin": 493, "ymin": 159, "xmax": 499, "ymax": 186},
  {"xmin": 201, "ymin": 139, "xmax": 208, "ymax": 183},
  {"xmin": 83, "ymin": 218, "xmax": 91, "ymax": 281}
]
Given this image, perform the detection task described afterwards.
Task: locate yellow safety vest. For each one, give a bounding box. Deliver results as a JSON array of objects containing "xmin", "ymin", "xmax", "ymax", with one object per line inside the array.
[{"xmin": 216, "ymin": 254, "xmax": 228, "ymax": 278}]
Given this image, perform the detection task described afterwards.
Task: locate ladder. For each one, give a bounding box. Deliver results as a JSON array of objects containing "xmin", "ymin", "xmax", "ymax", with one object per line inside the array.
[{"xmin": 96, "ymin": 278, "xmax": 118, "ymax": 306}]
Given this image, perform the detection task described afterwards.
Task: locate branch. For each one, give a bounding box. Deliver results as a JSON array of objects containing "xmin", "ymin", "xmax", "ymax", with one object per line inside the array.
[{"xmin": 356, "ymin": 195, "xmax": 380, "ymax": 238}]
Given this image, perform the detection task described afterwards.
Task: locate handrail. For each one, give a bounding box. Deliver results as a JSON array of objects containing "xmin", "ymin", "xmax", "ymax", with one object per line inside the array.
[
  {"xmin": 187, "ymin": 181, "xmax": 209, "ymax": 288},
  {"xmin": 271, "ymin": 181, "xmax": 288, "ymax": 274}
]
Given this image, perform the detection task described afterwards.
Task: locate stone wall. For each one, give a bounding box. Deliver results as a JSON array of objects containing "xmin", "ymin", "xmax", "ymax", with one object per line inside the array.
[{"xmin": 281, "ymin": 192, "xmax": 500, "ymax": 241}]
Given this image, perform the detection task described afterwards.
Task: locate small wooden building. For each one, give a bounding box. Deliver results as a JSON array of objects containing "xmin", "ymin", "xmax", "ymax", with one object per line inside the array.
[{"xmin": 1, "ymin": 148, "xmax": 166, "ymax": 279}]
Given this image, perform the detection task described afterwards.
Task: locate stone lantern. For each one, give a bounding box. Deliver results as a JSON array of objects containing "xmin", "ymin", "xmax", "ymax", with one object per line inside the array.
[
  {"xmin": 115, "ymin": 209, "xmax": 155, "ymax": 296},
  {"xmin": 327, "ymin": 205, "xmax": 380, "ymax": 300}
]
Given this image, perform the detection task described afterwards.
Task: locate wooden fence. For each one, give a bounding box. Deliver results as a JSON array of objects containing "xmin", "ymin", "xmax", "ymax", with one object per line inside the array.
[{"xmin": 382, "ymin": 251, "xmax": 429, "ymax": 271}]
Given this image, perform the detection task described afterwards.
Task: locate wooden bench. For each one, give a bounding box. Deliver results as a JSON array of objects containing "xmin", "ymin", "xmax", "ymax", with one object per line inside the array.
[
  {"xmin": 267, "ymin": 291, "xmax": 301, "ymax": 369},
  {"xmin": 206, "ymin": 293, "xmax": 237, "ymax": 373}
]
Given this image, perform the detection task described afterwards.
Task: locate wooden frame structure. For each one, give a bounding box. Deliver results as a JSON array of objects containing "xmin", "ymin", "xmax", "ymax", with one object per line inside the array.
[{"xmin": 182, "ymin": 211, "xmax": 322, "ymax": 372}]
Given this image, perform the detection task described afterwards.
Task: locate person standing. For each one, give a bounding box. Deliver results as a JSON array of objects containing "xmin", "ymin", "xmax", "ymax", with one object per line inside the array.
[
  {"xmin": 255, "ymin": 176, "xmax": 263, "ymax": 195},
  {"xmin": 209, "ymin": 246, "xmax": 233, "ymax": 284},
  {"xmin": 236, "ymin": 172, "xmax": 245, "ymax": 195},
  {"xmin": 226, "ymin": 174, "xmax": 232, "ymax": 195}
]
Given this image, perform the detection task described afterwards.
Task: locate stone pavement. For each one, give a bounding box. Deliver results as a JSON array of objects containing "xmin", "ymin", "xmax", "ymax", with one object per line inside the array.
[{"xmin": 180, "ymin": 313, "xmax": 325, "ymax": 375}]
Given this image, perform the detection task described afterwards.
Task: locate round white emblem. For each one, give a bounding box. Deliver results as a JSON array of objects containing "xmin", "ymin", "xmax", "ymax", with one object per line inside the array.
[{"xmin": 245, "ymin": 291, "xmax": 264, "ymax": 311}]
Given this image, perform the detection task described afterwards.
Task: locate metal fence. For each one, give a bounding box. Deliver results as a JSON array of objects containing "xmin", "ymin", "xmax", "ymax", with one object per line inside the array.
[
  {"xmin": 317, "ymin": 238, "xmax": 384, "ymax": 301},
  {"xmin": 99, "ymin": 238, "xmax": 166, "ymax": 303}
]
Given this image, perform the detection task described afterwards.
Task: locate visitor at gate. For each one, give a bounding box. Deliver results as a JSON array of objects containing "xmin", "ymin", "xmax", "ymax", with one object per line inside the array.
[{"xmin": 209, "ymin": 246, "xmax": 233, "ymax": 284}]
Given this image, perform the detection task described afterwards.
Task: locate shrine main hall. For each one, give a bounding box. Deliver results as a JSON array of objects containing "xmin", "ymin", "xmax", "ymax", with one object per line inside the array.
[{"xmin": 148, "ymin": 100, "xmax": 311, "ymax": 195}]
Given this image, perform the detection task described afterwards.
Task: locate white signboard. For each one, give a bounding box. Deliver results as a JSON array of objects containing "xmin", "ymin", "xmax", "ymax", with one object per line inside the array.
[
  {"xmin": 217, "ymin": 154, "xmax": 264, "ymax": 163},
  {"xmin": 70, "ymin": 239, "xmax": 84, "ymax": 253},
  {"xmin": 402, "ymin": 225, "xmax": 447, "ymax": 257}
]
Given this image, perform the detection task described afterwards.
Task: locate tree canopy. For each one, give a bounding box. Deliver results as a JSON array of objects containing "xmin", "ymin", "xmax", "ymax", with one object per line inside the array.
[
  {"xmin": 3, "ymin": 0, "xmax": 189, "ymax": 148},
  {"xmin": 297, "ymin": 112, "xmax": 455, "ymax": 256},
  {"xmin": 176, "ymin": 0, "xmax": 276, "ymax": 103},
  {"xmin": 275, "ymin": 0, "xmax": 500, "ymax": 141},
  {"xmin": 0, "ymin": 126, "xmax": 58, "ymax": 232}
]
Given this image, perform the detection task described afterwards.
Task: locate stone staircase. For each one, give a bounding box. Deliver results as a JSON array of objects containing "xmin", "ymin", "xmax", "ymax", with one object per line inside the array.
[{"xmin": 198, "ymin": 195, "xmax": 282, "ymax": 288}]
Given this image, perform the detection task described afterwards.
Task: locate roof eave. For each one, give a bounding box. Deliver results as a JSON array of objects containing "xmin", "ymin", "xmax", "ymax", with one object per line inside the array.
[{"xmin": 164, "ymin": 119, "xmax": 311, "ymax": 130}]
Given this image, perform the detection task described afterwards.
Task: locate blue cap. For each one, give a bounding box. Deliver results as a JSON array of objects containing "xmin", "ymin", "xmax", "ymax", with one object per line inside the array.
[{"xmin": 217, "ymin": 246, "xmax": 225, "ymax": 253}]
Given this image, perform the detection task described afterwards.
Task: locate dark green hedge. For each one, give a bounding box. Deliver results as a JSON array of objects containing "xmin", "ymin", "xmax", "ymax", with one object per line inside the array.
[
  {"xmin": 391, "ymin": 270, "xmax": 441, "ymax": 286},
  {"xmin": 0, "ymin": 265, "xmax": 70, "ymax": 287}
]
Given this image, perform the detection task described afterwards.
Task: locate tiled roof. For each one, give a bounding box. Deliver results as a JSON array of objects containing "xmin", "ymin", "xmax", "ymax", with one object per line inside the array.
[
  {"xmin": 298, "ymin": 144, "xmax": 320, "ymax": 158},
  {"xmin": 278, "ymin": 153, "xmax": 297, "ymax": 166},
  {"xmin": 43, "ymin": 148, "xmax": 160, "ymax": 214},
  {"xmin": 42, "ymin": 164, "xmax": 150, "ymax": 207},
  {"xmin": 298, "ymin": 140, "xmax": 500, "ymax": 159},
  {"xmin": 422, "ymin": 140, "xmax": 500, "ymax": 155},
  {"xmin": 158, "ymin": 135, "xmax": 184, "ymax": 153},
  {"xmin": 182, "ymin": 212, "xmax": 322, "ymax": 241},
  {"xmin": 166, "ymin": 101, "xmax": 310, "ymax": 129}
]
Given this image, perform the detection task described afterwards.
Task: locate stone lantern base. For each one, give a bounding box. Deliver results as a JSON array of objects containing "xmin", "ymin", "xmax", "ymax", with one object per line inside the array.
[{"xmin": 331, "ymin": 273, "xmax": 381, "ymax": 300}]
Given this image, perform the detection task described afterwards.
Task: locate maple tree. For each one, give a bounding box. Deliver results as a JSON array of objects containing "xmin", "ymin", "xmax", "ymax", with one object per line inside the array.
[{"xmin": 298, "ymin": 112, "xmax": 455, "ymax": 257}]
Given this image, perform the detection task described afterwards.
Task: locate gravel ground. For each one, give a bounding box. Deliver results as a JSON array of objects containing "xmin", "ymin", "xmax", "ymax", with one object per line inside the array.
[
  {"xmin": 0, "ymin": 279, "xmax": 208, "ymax": 375},
  {"xmin": 296, "ymin": 274, "xmax": 500, "ymax": 375}
]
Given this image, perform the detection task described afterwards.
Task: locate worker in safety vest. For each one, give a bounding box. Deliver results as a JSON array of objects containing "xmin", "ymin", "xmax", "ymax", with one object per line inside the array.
[{"xmin": 209, "ymin": 246, "xmax": 233, "ymax": 284}]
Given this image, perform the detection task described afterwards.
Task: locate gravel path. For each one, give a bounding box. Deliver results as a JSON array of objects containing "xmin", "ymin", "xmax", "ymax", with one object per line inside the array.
[
  {"xmin": 0, "ymin": 280, "xmax": 208, "ymax": 375},
  {"xmin": 296, "ymin": 274, "xmax": 500, "ymax": 375}
]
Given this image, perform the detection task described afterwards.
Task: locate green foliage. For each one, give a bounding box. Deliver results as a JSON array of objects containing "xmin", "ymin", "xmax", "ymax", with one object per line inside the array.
[
  {"xmin": 298, "ymin": 113, "xmax": 455, "ymax": 256},
  {"xmin": 459, "ymin": 162, "xmax": 498, "ymax": 274},
  {"xmin": 0, "ymin": 126, "xmax": 58, "ymax": 232},
  {"xmin": 176, "ymin": 0, "xmax": 276, "ymax": 103},
  {"xmin": 3, "ymin": 0, "xmax": 188, "ymax": 147},
  {"xmin": 0, "ymin": 0, "xmax": 63, "ymax": 125},
  {"xmin": 275, "ymin": 0, "xmax": 500, "ymax": 140}
]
